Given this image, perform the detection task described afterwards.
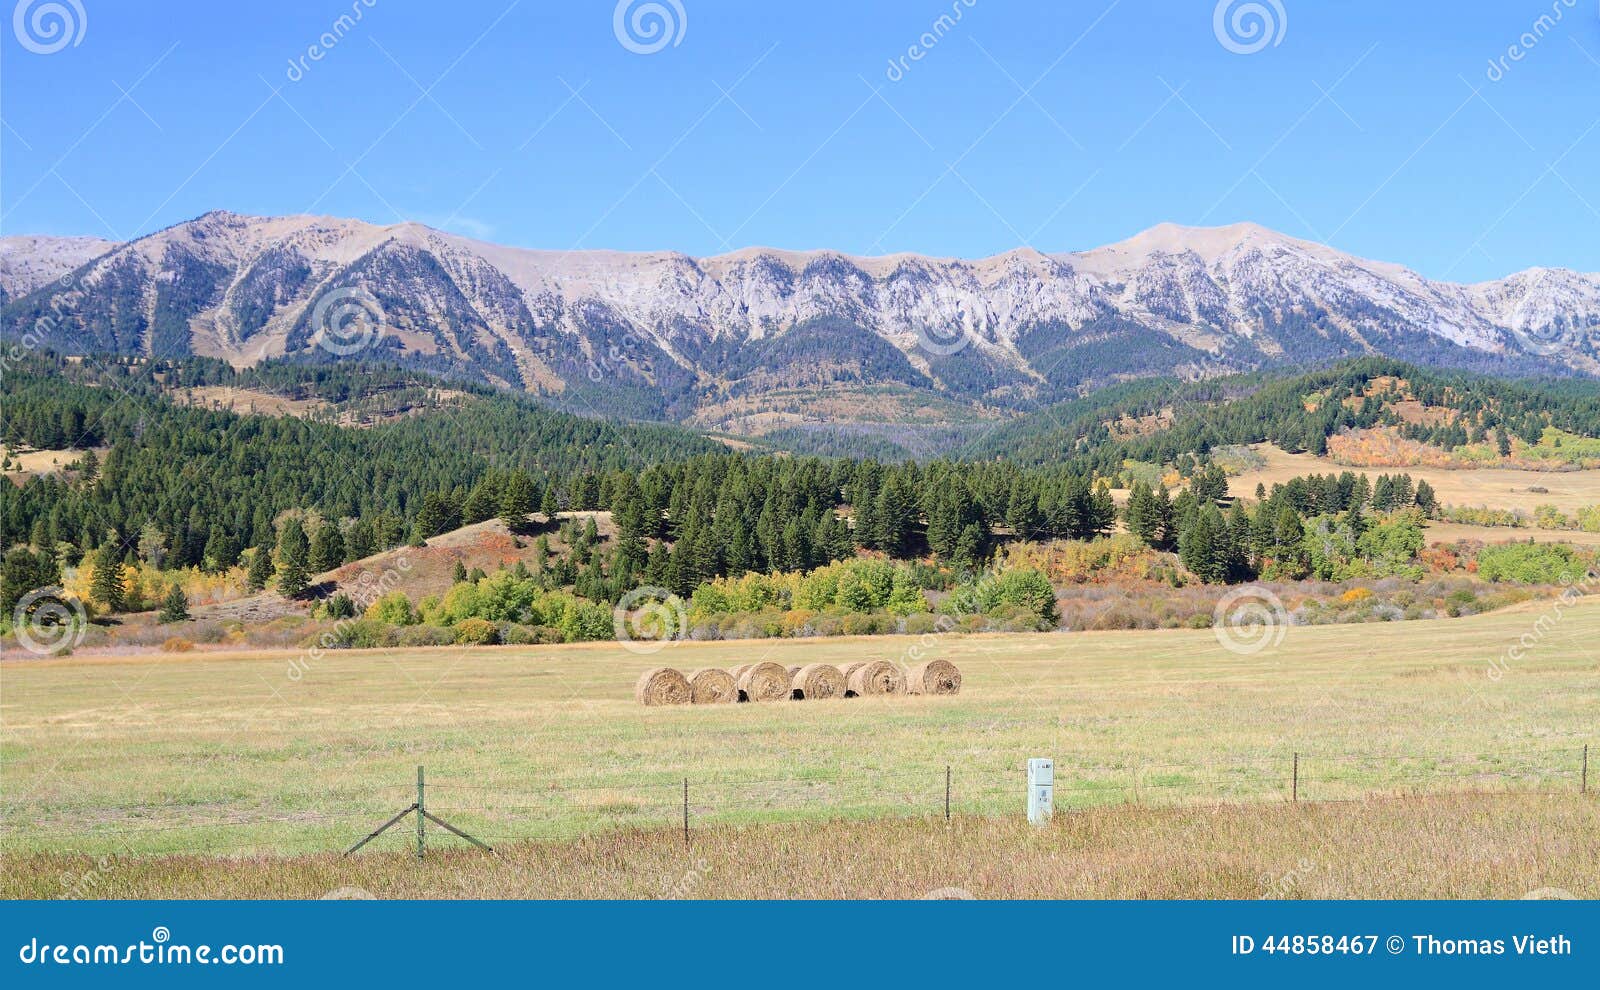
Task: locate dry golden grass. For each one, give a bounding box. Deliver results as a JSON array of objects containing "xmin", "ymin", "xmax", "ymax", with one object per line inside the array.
[
  {"xmin": 8, "ymin": 792, "xmax": 1593, "ymax": 900},
  {"xmin": 0, "ymin": 445, "xmax": 106, "ymax": 479},
  {"xmin": 1228, "ymin": 444, "xmax": 1600, "ymax": 515},
  {"xmin": 2, "ymin": 598, "xmax": 1595, "ymax": 867},
  {"xmin": 1420, "ymin": 522, "xmax": 1600, "ymax": 547}
]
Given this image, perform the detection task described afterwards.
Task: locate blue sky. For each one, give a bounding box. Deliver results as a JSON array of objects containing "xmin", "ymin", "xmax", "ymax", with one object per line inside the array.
[{"xmin": 2, "ymin": 0, "xmax": 1598, "ymax": 281}]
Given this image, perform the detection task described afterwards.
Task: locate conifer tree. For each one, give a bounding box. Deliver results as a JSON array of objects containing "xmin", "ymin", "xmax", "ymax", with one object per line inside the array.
[
  {"xmin": 276, "ymin": 519, "xmax": 310, "ymax": 598},
  {"xmin": 158, "ymin": 583, "xmax": 190, "ymax": 623},
  {"xmin": 89, "ymin": 543, "xmax": 125, "ymax": 612},
  {"xmin": 246, "ymin": 544, "xmax": 274, "ymax": 591}
]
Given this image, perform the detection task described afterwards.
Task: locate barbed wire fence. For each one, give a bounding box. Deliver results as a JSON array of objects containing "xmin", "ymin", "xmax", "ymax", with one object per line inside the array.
[{"xmin": 5, "ymin": 744, "xmax": 1591, "ymax": 859}]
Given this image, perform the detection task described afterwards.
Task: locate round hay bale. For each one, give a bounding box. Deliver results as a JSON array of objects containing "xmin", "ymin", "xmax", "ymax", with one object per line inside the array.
[
  {"xmin": 686, "ymin": 668, "xmax": 737, "ymax": 705},
  {"xmin": 728, "ymin": 663, "xmax": 751, "ymax": 682},
  {"xmin": 905, "ymin": 658, "xmax": 961, "ymax": 696},
  {"xmin": 787, "ymin": 665, "xmax": 802, "ymax": 680},
  {"xmin": 736, "ymin": 661, "xmax": 790, "ymax": 702},
  {"xmin": 634, "ymin": 667, "xmax": 692, "ymax": 706},
  {"xmin": 847, "ymin": 659, "xmax": 906, "ymax": 697},
  {"xmin": 839, "ymin": 660, "xmax": 867, "ymax": 681},
  {"xmin": 791, "ymin": 663, "xmax": 846, "ymax": 701}
]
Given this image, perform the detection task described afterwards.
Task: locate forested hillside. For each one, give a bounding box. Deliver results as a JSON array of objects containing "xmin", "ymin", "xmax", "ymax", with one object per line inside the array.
[{"xmin": 5, "ymin": 351, "xmax": 1600, "ymax": 654}]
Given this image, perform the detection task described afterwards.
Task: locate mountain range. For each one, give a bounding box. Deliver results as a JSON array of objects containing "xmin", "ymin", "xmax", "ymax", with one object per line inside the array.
[{"xmin": 3, "ymin": 210, "xmax": 1597, "ymax": 433}]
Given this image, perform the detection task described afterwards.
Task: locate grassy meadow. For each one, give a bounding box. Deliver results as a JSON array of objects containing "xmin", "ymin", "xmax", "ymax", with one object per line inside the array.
[
  {"xmin": 7, "ymin": 792, "xmax": 1593, "ymax": 900},
  {"xmin": 2, "ymin": 595, "xmax": 1595, "ymax": 873}
]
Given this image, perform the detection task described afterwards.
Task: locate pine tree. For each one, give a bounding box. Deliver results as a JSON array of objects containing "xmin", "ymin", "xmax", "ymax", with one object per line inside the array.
[
  {"xmin": 1124, "ymin": 481, "xmax": 1159, "ymax": 545},
  {"xmin": 158, "ymin": 584, "xmax": 190, "ymax": 623},
  {"xmin": 89, "ymin": 544, "xmax": 125, "ymax": 612},
  {"xmin": 875, "ymin": 474, "xmax": 917, "ymax": 557},
  {"xmin": 1414, "ymin": 480, "xmax": 1438, "ymax": 516},
  {"xmin": 500, "ymin": 471, "xmax": 537, "ymax": 528},
  {"xmin": 1179, "ymin": 506, "xmax": 1224, "ymax": 584},
  {"xmin": 246, "ymin": 544, "xmax": 274, "ymax": 591},
  {"xmin": 309, "ymin": 522, "xmax": 344, "ymax": 574},
  {"xmin": 540, "ymin": 486, "xmax": 560, "ymax": 522},
  {"xmin": 452, "ymin": 560, "xmax": 468, "ymax": 584},
  {"xmin": 276, "ymin": 518, "xmax": 310, "ymax": 599}
]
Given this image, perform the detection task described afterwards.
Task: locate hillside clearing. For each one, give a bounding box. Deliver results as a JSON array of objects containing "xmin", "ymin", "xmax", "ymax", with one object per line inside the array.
[{"xmin": 1229, "ymin": 443, "xmax": 1600, "ymax": 515}]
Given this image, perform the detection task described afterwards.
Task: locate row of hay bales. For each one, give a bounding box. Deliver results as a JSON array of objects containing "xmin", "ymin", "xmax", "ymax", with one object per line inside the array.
[{"xmin": 635, "ymin": 658, "xmax": 961, "ymax": 706}]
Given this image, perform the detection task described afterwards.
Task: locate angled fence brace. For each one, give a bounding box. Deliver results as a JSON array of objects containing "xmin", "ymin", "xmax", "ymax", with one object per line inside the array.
[
  {"xmin": 345, "ymin": 766, "xmax": 494, "ymax": 858},
  {"xmin": 345, "ymin": 804, "xmax": 418, "ymax": 856}
]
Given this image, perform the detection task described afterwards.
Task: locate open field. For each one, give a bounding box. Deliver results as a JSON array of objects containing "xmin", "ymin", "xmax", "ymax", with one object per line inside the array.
[
  {"xmin": 5, "ymin": 792, "xmax": 1593, "ymax": 899},
  {"xmin": 1228, "ymin": 443, "xmax": 1600, "ymax": 515},
  {"xmin": 1420, "ymin": 521, "xmax": 1600, "ymax": 548},
  {"xmin": 0, "ymin": 445, "xmax": 105, "ymax": 480},
  {"xmin": 2, "ymin": 598, "xmax": 1595, "ymax": 862}
]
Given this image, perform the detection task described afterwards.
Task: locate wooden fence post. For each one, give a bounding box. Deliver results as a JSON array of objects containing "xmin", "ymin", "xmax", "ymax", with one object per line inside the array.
[
  {"xmin": 1292, "ymin": 752, "xmax": 1299, "ymax": 804},
  {"xmin": 945, "ymin": 766, "xmax": 952, "ymax": 821},
  {"xmin": 1583, "ymin": 745, "xmax": 1589, "ymax": 795},
  {"xmin": 416, "ymin": 765, "xmax": 426, "ymax": 860},
  {"xmin": 682, "ymin": 778, "xmax": 690, "ymax": 846}
]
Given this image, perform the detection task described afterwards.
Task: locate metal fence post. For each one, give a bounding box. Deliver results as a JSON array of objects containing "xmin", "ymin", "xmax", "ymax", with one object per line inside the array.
[
  {"xmin": 1292, "ymin": 752, "xmax": 1299, "ymax": 803},
  {"xmin": 1583, "ymin": 745, "xmax": 1589, "ymax": 795},
  {"xmin": 945, "ymin": 765, "xmax": 952, "ymax": 821},
  {"xmin": 682, "ymin": 777, "xmax": 690, "ymax": 846},
  {"xmin": 416, "ymin": 765, "xmax": 426, "ymax": 860}
]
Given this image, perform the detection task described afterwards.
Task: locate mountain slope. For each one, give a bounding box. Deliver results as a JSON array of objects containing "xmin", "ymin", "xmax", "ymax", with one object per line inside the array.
[
  {"xmin": 4, "ymin": 212, "xmax": 1596, "ymax": 430},
  {"xmin": 0, "ymin": 234, "xmax": 115, "ymax": 306}
]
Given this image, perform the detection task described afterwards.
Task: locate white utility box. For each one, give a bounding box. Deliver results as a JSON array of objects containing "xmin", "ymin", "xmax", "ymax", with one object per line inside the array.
[{"xmin": 1027, "ymin": 757, "xmax": 1053, "ymax": 825}]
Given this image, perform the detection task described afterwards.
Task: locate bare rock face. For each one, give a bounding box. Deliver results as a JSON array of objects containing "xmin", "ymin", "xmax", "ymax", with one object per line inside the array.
[
  {"xmin": 3, "ymin": 212, "xmax": 1596, "ymax": 426},
  {"xmin": 0, "ymin": 234, "xmax": 115, "ymax": 304}
]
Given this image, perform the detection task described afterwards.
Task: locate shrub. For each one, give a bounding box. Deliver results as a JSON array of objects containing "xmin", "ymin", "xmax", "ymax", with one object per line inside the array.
[
  {"xmin": 1476, "ymin": 542, "xmax": 1586, "ymax": 584},
  {"xmin": 366, "ymin": 592, "xmax": 417, "ymax": 626},
  {"xmin": 161, "ymin": 636, "xmax": 194, "ymax": 653},
  {"xmin": 453, "ymin": 617, "xmax": 501, "ymax": 646},
  {"xmin": 391, "ymin": 625, "xmax": 456, "ymax": 648},
  {"xmin": 323, "ymin": 592, "xmax": 356, "ymax": 619}
]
